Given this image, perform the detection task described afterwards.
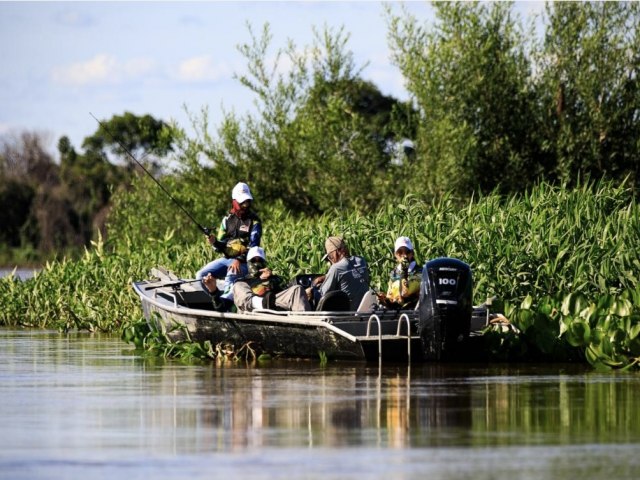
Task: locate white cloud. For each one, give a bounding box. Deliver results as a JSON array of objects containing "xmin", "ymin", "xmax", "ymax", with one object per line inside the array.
[
  {"xmin": 51, "ymin": 54, "xmax": 157, "ymax": 86},
  {"xmin": 175, "ymin": 55, "xmax": 233, "ymax": 83}
]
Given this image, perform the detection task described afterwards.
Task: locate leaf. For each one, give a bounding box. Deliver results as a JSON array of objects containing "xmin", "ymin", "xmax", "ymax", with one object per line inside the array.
[
  {"xmin": 610, "ymin": 299, "xmax": 633, "ymax": 317},
  {"xmin": 567, "ymin": 319, "xmax": 591, "ymax": 347},
  {"xmin": 559, "ymin": 315, "xmax": 571, "ymax": 337},
  {"xmin": 585, "ymin": 344, "xmax": 601, "ymax": 366},
  {"xmin": 561, "ymin": 292, "xmax": 588, "ymax": 316},
  {"xmin": 629, "ymin": 319, "xmax": 640, "ymax": 340}
]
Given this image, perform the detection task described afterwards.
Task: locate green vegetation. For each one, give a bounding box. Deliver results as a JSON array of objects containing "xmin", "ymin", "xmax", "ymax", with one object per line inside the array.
[
  {"xmin": 0, "ymin": 113, "xmax": 173, "ymax": 264},
  {"xmin": 1, "ymin": 2, "xmax": 638, "ymax": 369},
  {"xmin": 1, "ymin": 180, "xmax": 638, "ymax": 369}
]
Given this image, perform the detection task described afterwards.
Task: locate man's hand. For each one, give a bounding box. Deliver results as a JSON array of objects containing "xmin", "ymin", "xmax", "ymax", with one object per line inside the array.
[
  {"xmin": 311, "ymin": 275, "xmax": 325, "ymax": 287},
  {"xmin": 259, "ymin": 268, "xmax": 272, "ymax": 280},
  {"xmin": 228, "ymin": 259, "xmax": 242, "ymax": 274},
  {"xmin": 206, "ymin": 234, "xmax": 216, "ymax": 246}
]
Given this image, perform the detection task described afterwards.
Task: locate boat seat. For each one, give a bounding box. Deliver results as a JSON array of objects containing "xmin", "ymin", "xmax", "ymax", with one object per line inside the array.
[
  {"xmin": 356, "ymin": 289, "xmax": 379, "ymax": 312},
  {"xmin": 316, "ymin": 290, "xmax": 351, "ymax": 312}
]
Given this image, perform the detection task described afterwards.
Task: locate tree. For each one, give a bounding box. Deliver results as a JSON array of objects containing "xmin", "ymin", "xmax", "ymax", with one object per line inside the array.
[
  {"xmin": 83, "ymin": 111, "xmax": 173, "ymax": 163},
  {"xmin": 0, "ymin": 132, "xmax": 58, "ymax": 250},
  {"xmin": 0, "ymin": 178, "xmax": 35, "ymax": 247},
  {"xmin": 387, "ymin": 1, "xmax": 540, "ymax": 198},
  {"xmin": 537, "ymin": 1, "xmax": 640, "ymax": 187},
  {"xmin": 0, "ymin": 131, "xmax": 58, "ymax": 186},
  {"xmin": 59, "ymin": 112, "xmax": 175, "ymax": 243},
  {"xmin": 189, "ymin": 23, "xmax": 414, "ymax": 215}
]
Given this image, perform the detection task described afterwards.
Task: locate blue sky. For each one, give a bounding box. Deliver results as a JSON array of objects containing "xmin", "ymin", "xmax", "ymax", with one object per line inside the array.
[{"xmin": 0, "ymin": 1, "xmax": 543, "ymax": 155}]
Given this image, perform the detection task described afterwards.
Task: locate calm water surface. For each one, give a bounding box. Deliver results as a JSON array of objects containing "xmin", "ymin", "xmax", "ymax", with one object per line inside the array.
[{"xmin": 0, "ymin": 329, "xmax": 639, "ymax": 479}]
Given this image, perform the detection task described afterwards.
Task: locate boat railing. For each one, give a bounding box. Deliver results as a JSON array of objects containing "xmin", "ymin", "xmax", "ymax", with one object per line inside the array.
[
  {"xmin": 398, "ymin": 313, "xmax": 411, "ymax": 363},
  {"xmin": 366, "ymin": 314, "xmax": 382, "ymax": 361},
  {"xmin": 365, "ymin": 313, "xmax": 412, "ymax": 363}
]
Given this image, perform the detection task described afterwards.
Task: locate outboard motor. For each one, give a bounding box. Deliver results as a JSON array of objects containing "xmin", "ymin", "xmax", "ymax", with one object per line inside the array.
[{"xmin": 419, "ymin": 258, "xmax": 473, "ymax": 360}]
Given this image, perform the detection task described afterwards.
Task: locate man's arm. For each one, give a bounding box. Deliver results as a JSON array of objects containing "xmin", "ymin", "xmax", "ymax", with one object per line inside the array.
[{"xmin": 319, "ymin": 265, "xmax": 339, "ymax": 297}]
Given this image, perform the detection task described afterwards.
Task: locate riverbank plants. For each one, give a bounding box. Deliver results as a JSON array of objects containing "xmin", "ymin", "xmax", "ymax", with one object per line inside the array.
[{"xmin": 1, "ymin": 180, "xmax": 638, "ymax": 370}]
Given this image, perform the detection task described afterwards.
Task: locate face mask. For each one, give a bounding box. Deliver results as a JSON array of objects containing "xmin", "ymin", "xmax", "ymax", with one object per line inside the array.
[{"xmin": 248, "ymin": 260, "xmax": 266, "ymax": 277}]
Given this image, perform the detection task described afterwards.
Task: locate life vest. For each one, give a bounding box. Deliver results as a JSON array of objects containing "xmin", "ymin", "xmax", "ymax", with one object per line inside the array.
[
  {"xmin": 386, "ymin": 261, "xmax": 422, "ymax": 307},
  {"xmin": 241, "ymin": 275, "xmax": 285, "ymax": 297},
  {"xmin": 218, "ymin": 212, "xmax": 260, "ymax": 258}
]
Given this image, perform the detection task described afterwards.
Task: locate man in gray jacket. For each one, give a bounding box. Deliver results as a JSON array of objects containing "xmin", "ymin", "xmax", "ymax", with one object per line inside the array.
[{"xmin": 310, "ymin": 236, "xmax": 370, "ymax": 311}]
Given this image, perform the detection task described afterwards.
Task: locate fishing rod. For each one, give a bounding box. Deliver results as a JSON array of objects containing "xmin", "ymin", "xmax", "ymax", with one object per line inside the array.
[
  {"xmin": 89, "ymin": 112, "xmax": 211, "ymax": 236},
  {"xmin": 144, "ymin": 278, "xmax": 203, "ymax": 291}
]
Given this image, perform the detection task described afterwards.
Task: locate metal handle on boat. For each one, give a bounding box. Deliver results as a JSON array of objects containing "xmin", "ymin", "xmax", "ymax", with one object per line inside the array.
[
  {"xmin": 397, "ymin": 313, "xmax": 411, "ymax": 363},
  {"xmin": 163, "ymin": 292, "xmax": 178, "ymax": 308},
  {"xmin": 366, "ymin": 314, "xmax": 382, "ymax": 362}
]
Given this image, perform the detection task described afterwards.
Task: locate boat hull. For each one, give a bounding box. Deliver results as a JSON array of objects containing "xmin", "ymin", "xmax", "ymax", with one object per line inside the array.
[
  {"xmin": 134, "ymin": 277, "xmax": 427, "ymax": 362},
  {"xmin": 141, "ymin": 298, "xmax": 371, "ymax": 360}
]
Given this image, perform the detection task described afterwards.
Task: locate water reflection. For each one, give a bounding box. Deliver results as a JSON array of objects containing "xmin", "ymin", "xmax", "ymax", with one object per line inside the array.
[
  {"xmin": 1, "ymin": 330, "xmax": 639, "ymax": 479},
  {"xmin": 127, "ymin": 358, "xmax": 640, "ymax": 451},
  {"xmin": 0, "ymin": 268, "xmax": 38, "ymax": 280}
]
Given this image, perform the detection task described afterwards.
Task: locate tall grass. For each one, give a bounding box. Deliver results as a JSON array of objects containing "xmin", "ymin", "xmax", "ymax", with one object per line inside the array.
[{"xmin": 1, "ymin": 180, "xmax": 638, "ymax": 368}]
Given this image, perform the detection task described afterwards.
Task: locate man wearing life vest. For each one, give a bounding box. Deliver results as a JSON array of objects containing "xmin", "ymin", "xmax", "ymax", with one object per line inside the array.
[
  {"xmin": 378, "ymin": 236, "xmax": 423, "ymax": 309},
  {"xmin": 197, "ymin": 182, "xmax": 262, "ymax": 300}
]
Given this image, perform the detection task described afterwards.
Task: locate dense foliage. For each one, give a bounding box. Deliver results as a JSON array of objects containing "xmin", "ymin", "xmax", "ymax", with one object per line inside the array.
[
  {"xmin": 2, "ymin": 180, "xmax": 639, "ymax": 369},
  {"xmin": 1, "ymin": 2, "xmax": 638, "ymax": 369},
  {"xmin": 387, "ymin": 1, "xmax": 639, "ymax": 197}
]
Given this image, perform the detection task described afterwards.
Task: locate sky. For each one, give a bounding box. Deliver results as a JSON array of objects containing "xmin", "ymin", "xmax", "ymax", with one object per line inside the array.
[{"xmin": 0, "ymin": 1, "xmax": 543, "ymax": 156}]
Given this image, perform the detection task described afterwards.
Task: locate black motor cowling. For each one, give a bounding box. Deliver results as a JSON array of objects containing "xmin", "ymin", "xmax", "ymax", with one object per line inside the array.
[{"xmin": 418, "ymin": 257, "xmax": 473, "ymax": 360}]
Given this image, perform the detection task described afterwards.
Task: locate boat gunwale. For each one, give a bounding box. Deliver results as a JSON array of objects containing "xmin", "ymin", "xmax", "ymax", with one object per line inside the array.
[{"xmin": 132, "ymin": 281, "xmax": 419, "ymax": 328}]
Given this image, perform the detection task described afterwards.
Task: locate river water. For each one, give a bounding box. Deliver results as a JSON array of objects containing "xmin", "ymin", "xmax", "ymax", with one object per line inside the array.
[{"xmin": 0, "ymin": 329, "xmax": 639, "ymax": 480}]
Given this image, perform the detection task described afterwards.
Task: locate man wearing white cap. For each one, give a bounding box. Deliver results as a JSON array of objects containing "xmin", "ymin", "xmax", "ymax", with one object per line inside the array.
[
  {"xmin": 197, "ymin": 182, "xmax": 262, "ymax": 300},
  {"xmin": 378, "ymin": 236, "xmax": 423, "ymax": 309},
  {"xmin": 232, "ymin": 246, "xmax": 312, "ymax": 312}
]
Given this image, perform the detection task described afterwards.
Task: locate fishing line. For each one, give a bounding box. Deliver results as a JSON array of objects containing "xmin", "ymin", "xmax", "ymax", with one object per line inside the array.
[{"xmin": 90, "ymin": 112, "xmax": 210, "ymax": 235}]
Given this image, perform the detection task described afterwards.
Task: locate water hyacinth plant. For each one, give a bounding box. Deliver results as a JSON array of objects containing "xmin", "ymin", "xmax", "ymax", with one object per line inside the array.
[{"xmin": 1, "ymin": 180, "xmax": 638, "ymax": 369}]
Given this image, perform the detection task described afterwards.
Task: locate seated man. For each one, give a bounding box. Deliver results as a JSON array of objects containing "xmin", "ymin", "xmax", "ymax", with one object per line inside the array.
[
  {"xmin": 310, "ymin": 236, "xmax": 370, "ymax": 311},
  {"xmin": 377, "ymin": 236, "xmax": 423, "ymax": 309},
  {"xmin": 232, "ymin": 247, "xmax": 312, "ymax": 312}
]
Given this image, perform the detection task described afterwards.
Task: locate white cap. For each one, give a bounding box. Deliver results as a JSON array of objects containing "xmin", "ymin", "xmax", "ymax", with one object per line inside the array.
[
  {"xmin": 247, "ymin": 246, "xmax": 266, "ymax": 262},
  {"xmin": 232, "ymin": 182, "xmax": 253, "ymax": 203},
  {"xmin": 394, "ymin": 236, "xmax": 413, "ymax": 253}
]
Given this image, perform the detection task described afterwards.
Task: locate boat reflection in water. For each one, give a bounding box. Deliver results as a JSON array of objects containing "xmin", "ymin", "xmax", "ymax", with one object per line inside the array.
[
  {"xmin": 142, "ymin": 361, "xmax": 638, "ymax": 452},
  {"xmin": 2, "ymin": 331, "xmax": 639, "ymax": 479}
]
